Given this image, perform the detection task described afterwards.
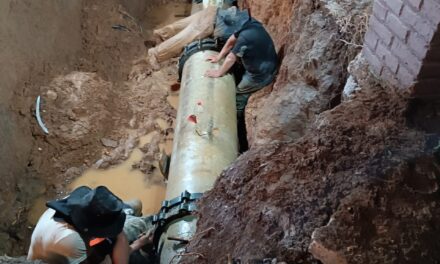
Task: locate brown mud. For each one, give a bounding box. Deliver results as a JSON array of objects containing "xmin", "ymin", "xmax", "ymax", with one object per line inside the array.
[
  {"xmin": 183, "ymin": 73, "xmax": 440, "ymax": 264},
  {"xmin": 180, "ymin": 0, "xmax": 440, "ymax": 263},
  {"xmin": 1, "ymin": 0, "xmax": 188, "ymax": 255},
  {"xmin": 2, "ymin": 0, "xmax": 440, "ymax": 263}
]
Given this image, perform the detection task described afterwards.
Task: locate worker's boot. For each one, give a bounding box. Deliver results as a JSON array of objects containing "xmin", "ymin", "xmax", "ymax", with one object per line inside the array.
[{"xmin": 124, "ymin": 199, "xmax": 143, "ymax": 216}]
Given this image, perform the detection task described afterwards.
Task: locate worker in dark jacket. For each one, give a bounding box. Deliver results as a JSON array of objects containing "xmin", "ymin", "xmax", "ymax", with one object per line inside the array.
[{"xmin": 205, "ymin": 17, "xmax": 278, "ymax": 150}]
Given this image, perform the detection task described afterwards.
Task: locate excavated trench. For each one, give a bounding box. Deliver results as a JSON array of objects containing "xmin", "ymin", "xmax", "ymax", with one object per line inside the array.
[
  {"xmin": 2, "ymin": 0, "xmax": 440, "ymax": 263},
  {"xmin": 0, "ymin": 0, "xmax": 189, "ymax": 255}
]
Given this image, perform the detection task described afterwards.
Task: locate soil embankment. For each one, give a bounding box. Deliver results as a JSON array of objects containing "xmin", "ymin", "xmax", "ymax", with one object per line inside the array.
[
  {"xmin": 0, "ymin": 0, "xmax": 82, "ymax": 254},
  {"xmin": 0, "ymin": 0, "xmax": 187, "ymax": 255},
  {"xmin": 181, "ymin": 0, "xmax": 440, "ymax": 263},
  {"xmin": 2, "ymin": 0, "xmax": 440, "ymax": 263}
]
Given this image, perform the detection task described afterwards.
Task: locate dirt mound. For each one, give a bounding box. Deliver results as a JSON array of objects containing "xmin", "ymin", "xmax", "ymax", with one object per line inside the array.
[
  {"xmin": 182, "ymin": 80, "xmax": 440, "ymax": 263},
  {"xmin": 34, "ymin": 73, "xmax": 123, "ymax": 180},
  {"xmin": 0, "ymin": 0, "xmax": 183, "ymax": 255},
  {"xmin": 246, "ymin": 0, "xmax": 372, "ymax": 146},
  {"xmin": 178, "ymin": 2, "xmax": 439, "ymax": 261}
]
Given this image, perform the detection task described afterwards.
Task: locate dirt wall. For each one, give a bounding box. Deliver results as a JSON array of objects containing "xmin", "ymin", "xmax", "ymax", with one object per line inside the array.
[
  {"xmin": 181, "ymin": 0, "xmax": 440, "ymax": 263},
  {"xmin": 245, "ymin": 0, "xmax": 371, "ymax": 146},
  {"xmin": 0, "ymin": 0, "xmax": 83, "ymax": 254},
  {"xmin": 0, "ymin": 0, "xmax": 186, "ymax": 256}
]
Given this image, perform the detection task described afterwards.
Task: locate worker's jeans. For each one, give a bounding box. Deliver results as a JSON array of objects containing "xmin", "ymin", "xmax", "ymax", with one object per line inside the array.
[
  {"xmin": 235, "ymin": 72, "xmax": 275, "ymax": 152},
  {"xmin": 123, "ymin": 215, "xmax": 155, "ymax": 242},
  {"xmin": 236, "ymin": 71, "xmax": 276, "ymax": 112}
]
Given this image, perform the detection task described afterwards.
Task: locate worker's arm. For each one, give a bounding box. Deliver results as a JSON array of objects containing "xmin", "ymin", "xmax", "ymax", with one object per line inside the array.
[
  {"xmin": 111, "ymin": 232, "xmax": 130, "ymax": 264},
  {"xmin": 205, "ymin": 52, "xmax": 237, "ymax": 78},
  {"xmin": 206, "ymin": 34, "xmax": 237, "ymax": 63},
  {"xmin": 128, "ymin": 229, "xmax": 154, "ymax": 253},
  {"xmin": 111, "ymin": 229, "xmax": 154, "ymax": 264}
]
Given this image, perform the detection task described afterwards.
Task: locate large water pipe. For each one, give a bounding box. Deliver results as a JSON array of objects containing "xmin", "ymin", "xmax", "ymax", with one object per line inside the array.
[
  {"xmin": 154, "ymin": 1, "xmax": 238, "ymax": 263},
  {"xmin": 166, "ymin": 49, "xmax": 238, "ymax": 199}
]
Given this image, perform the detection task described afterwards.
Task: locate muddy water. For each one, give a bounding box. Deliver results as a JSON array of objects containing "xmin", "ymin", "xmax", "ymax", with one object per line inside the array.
[
  {"xmin": 167, "ymin": 93, "xmax": 179, "ymax": 110},
  {"xmin": 70, "ymin": 131, "xmax": 166, "ymax": 217},
  {"xmin": 28, "ymin": 2, "xmax": 185, "ymax": 225},
  {"xmin": 28, "ymin": 75, "xmax": 179, "ymax": 225}
]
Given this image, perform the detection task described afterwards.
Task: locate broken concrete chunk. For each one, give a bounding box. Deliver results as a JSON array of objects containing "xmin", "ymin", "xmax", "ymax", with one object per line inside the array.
[
  {"xmin": 309, "ymin": 240, "xmax": 348, "ymax": 264},
  {"xmin": 59, "ymin": 125, "xmax": 69, "ymax": 132},
  {"xmin": 46, "ymin": 90, "xmax": 58, "ymax": 101},
  {"xmin": 342, "ymin": 75, "xmax": 359, "ymax": 101},
  {"xmin": 100, "ymin": 138, "xmax": 118, "ymax": 148}
]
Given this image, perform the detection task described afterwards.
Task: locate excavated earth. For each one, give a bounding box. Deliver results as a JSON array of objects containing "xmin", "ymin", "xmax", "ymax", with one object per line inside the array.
[
  {"xmin": 1, "ymin": 0, "xmax": 440, "ymax": 263},
  {"xmin": 183, "ymin": 83, "xmax": 440, "ymax": 263},
  {"xmin": 181, "ymin": 0, "xmax": 440, "ymax": 263},
  {"xmin": 0, "ymin": 0, "xmax": 186, "ymax": 256}
]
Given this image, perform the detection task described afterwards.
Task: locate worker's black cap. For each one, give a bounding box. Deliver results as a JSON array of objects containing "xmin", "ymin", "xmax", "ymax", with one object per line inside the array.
[{"xmin": 47, "ymin": 186, "xmax": 126, "ymax": 238}]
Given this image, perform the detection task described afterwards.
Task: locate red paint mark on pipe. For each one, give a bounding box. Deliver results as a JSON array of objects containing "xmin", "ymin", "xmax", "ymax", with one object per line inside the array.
[
  {"xmin": 188, "ymin": 115, "xmax": 197, "ymax": 124},
  {"xmin": 170, "ymin": 83, "xmax": 181, "ymax": 92}
]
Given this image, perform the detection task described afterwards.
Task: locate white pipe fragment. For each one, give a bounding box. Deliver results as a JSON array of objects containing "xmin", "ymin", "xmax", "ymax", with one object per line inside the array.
[{"xmin": 36, "ymin": 96, "xmax": 49, "ymax": 134}]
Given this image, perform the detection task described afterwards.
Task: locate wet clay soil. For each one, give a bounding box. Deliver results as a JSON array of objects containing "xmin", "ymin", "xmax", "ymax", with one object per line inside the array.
[
  {"xmin": 183, "ymin": 84, "xmax": 440, "ymax": 264},
  {"xmin": 9, "ymin": 0, "xmax": 190, "ymax": 254}
]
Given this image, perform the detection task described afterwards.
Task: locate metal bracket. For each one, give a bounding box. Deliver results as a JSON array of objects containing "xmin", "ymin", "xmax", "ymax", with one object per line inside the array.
[
  {"xmin": 178, "ymin": 38, "xmax": 220, "ymax": 82},
  {"xmin": 153, "ymin": 190, "xmax": 203, "ymax": 224},
  {"xmin": 152, "ymin": 191, "xmax": 203, "ymax": 254}
]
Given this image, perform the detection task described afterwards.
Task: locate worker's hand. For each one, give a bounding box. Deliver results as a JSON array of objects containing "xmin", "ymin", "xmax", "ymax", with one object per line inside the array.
[
  {"xmin": 206, "ymin": 54, "xmax": 220, "ymax": 63},
  {"xmin": 204, "ymin": 69, "xmax": 223, "ymax": 78},
  {"xmin": 130, "ymin": 229, "xmax": 154, "ymax": 251},
  {"xmin": 138, "ymin": 229, "xmax": 154, "ymax": 245}
]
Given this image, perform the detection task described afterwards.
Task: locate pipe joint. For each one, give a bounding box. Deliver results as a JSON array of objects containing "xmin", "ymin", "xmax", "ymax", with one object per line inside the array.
[
  {"xmin": 178, "ymin": 38, "xmax": 220, "ymax": 81},
  {"xmin": 152, "ymin": 191, "xmax": 202, "ymax": 255}
]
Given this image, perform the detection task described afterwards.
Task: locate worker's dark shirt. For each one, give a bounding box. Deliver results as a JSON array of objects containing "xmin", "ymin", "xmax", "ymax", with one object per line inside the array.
[{"xmin": 231, "ymin": 19, "xmax": 278, "ymax": 84}]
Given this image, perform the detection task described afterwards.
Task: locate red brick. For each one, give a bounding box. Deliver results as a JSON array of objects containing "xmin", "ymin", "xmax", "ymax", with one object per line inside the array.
[
  {"xmin": 392, "ymin": 39, "xmax": 423, "ymax": 74},
  {"xmin": 386, "ymin": 12, "xmax": 410, "ymax": 41},
  {"xmin": 381, "ymin": 65, "xmax": 400, "ymax": 87},
  {"xmin": 406, "ymin": 0, "xmax": 424, "ymax": 10},
  {"xmin": 370, "ymin": 16, "xmax": 394, "ymax": 46},
  {"xmin": 421, "ymin": 0, "xmax": 440, "ymax": 26},
  {"xmin": 364, "ymin": 30, "xmax": 379, "ymax": 51},
  {"xmin": 373, "ymin": 0, "xmax": 388, "ymax": 21},
  {"xmin": 400, "ymin": 4, "xmax": 436, "ymax": 43},
  {"xmin": 396, "ymin": 64, "xmax": 417, "ymax": 88},
  {"xmin": 380, "ymin": 0, "xmax": 404, "ymax": 15},
  {"xmin": 400, "ymin": 5, "xmax": 419, "ymax": 29},
  {"xmin": 407, "ymin": 31, "xmax": 430, "ymax": 59},
  {"xmin": 362, "ymin": 46, "xmax": 383, "ymax": 77},
  {"xmin": 376, "ymin": 42, "xmax": 400, "ymax": 73},
  {"xmin": 414, "ymin": 17, "xmax": 436, "ymax": 42}
]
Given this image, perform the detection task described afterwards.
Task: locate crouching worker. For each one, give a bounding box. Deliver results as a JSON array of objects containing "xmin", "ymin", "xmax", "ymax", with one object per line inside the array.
[
  {"xmin": 27, "ymin": 186, "xmax": 156, "ymax": 264},
  {"xmin": 205, "ymin": 17, "xmax": 278, "ymax": 151}
]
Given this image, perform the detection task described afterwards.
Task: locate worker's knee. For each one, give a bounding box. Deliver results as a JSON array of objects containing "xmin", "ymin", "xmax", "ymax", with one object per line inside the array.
[{"xmin": 123, "ymin": 215, "xmax": 154, "ymax": 243}]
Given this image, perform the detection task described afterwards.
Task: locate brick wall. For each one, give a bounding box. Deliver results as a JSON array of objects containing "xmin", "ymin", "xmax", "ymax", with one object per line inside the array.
[{"xmin": 362, "ymin": 0, "xmax": 440, "ymax": 96}]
